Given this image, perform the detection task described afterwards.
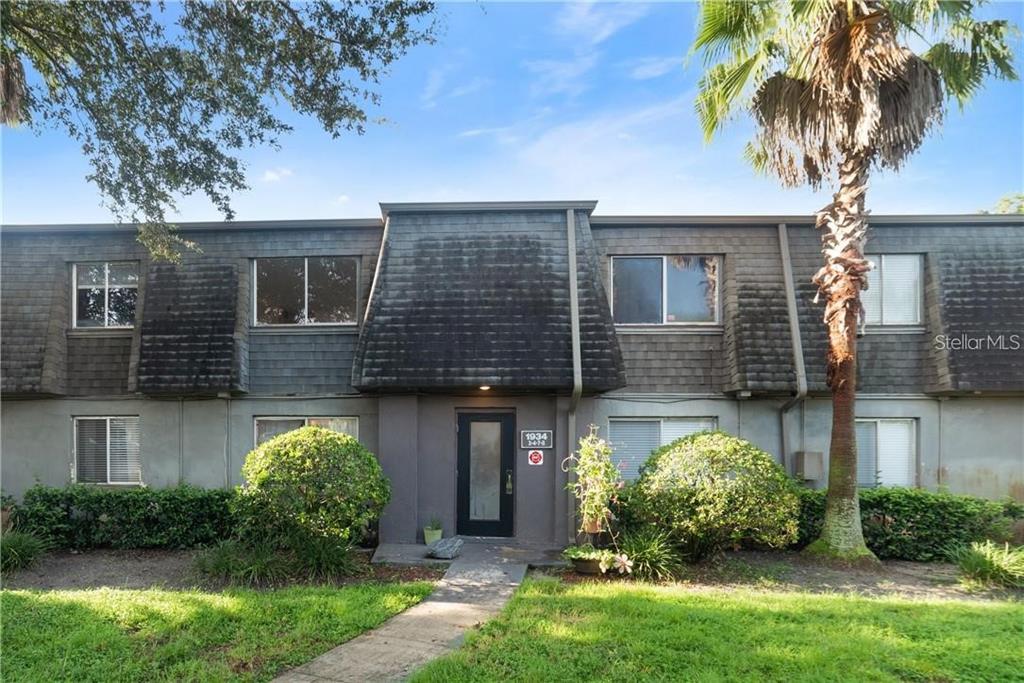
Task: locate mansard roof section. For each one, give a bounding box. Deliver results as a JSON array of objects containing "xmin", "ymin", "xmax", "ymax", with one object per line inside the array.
[
  {"xmin": 352, "ymin": 205, "xmax": 624, "ymax": 392},
  {"xmin": 134, "ymin": 261, "xmax": 248, "ymax": 396}
]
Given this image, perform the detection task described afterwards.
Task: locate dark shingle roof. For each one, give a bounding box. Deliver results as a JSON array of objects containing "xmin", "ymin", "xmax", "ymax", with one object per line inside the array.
[
  {"xmin": 352, "ymin": 208, "xmax": 625, "ymax": 392},
  {"xmin": 136, "ymin": 262, "xmax": 247, "ymax": 395},
  {"xmin": 930, "ymin": 246, "xmax": 1024, "ymax": 393}
]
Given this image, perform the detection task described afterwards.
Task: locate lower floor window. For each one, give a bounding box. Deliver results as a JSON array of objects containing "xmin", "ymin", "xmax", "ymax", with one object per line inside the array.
[
  {"xmin": 607, "ymin": 417, "xmax": 717, "ymax": 480},
  {"xmin": 856, "ymin": 418, "xmax": 917, "ymax": 487},
  {"xmin": 254, "ymin": 416, "xmax": 359, "ymax": 446},
  {"xmin": 75, "ymin": 417, "xmax": 141, "ymax": 484}
]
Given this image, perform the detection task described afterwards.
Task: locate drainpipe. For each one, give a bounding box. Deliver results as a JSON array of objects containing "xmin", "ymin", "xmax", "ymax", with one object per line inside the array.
[
  {"xmin": 566, "ymin": 209, "xmax": 583, "ymax": 544},
  {"xmin": 223, "ymin": 397, "xmax": 231, "ymax": 489},
  {"xmin": 778, "ymin": 222, "xmax": 808, "ymax": 475},
  {"xmin": 363, "ymin": 215, "xmax": 390, "ymax": 325}
]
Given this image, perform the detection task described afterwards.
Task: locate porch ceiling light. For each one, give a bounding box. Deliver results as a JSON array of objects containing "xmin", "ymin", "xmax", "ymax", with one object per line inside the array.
[{"xmin": 479, "ymin": 385, "xmax": 491, "ymax": 391}]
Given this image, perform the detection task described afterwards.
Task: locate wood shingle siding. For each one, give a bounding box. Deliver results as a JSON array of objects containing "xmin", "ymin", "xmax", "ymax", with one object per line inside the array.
[{"xmin": 351, "ymin": 209, "xmax": 625, "ymax": 391}]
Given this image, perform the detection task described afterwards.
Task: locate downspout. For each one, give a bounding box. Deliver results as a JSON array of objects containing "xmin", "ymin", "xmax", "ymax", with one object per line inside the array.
[
  {"xmin": 363, "ymin": 215, "xmax": 390, "ymax": 325},
  {"xmin": 223, "ymin": 397, "xmax": 231, "ymax": 489},
  {"xmin": 778, "ymin": 222, "xmax": 808, "ymax": 475},
  {"xmin": 566, "ymin": 209, "xmax": 583, "ymax": 544}
]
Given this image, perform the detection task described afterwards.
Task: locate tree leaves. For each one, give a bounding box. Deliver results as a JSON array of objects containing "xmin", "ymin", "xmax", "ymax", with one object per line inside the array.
[{"xmin": 1, "ymin": 1, "xmax": 436, "ymax": 261}]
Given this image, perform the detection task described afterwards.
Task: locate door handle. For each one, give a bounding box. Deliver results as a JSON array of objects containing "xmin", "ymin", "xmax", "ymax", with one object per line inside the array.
[{"xmin": 505, "ymin": 469, "xmax": 513, "ymax": 495}]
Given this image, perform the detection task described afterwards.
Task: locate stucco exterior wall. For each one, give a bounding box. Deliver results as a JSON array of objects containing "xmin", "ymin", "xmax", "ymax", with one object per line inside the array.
[
  {"xmin": 376, "ymin": 394, "xmax": 570, "ymax": 545},
  {"xmin": 0, "ymin": 396, "xmax": 379, "ymax": 495}
]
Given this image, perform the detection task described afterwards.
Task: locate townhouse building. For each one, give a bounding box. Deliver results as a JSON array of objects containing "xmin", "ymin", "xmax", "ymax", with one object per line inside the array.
[{"xmin": 2, "ymin": 202, "xmax": 1021, "ymax": 544}]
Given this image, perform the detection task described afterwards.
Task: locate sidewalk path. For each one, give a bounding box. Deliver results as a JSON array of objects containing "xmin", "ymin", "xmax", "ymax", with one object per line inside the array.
[{"xmin": 273, "ymin": 558, "xmax": 526, "ymax": 682}]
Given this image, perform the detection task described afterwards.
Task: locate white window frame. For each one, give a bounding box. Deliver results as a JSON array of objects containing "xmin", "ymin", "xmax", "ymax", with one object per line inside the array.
[
  {"xmin": 863, "ymin": 254, "xmax": 923, "ymax": 327},
  {"xmin": 73, "ymin": 416, "xmax": 142, "ymax": 485},
  {"xmin": 71, "ymin": 262, "xmax": 139, "ymax": 329},
  {"xmin": 610, "ymin": 255, "xmax": 721, "ymax": 326},
  {"xmin": 252, "ymin": 257, "xmax": 359, "ymax": 327},
  {"xmin": 855, "ymin": 417, "xmax": 918, "ymax": 488},
  {"xmin": 253, "ymin": 416, "xmax": 360, "ymax": 447}
]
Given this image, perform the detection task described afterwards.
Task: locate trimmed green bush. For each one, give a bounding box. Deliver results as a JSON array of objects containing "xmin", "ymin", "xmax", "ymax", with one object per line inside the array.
[
  {"xmin": 234, "ymin": 426, "xmax": 390, "ymax": 549},
  {"xmin": 796, "ymin": 487, "xmax": 1020, "ymax": 561},
  {"xmin": 630, "ymin": 431, "xmax": 799, "ymax": 560},
  {"xmin": 1, "ymin": 531, "xmax": 50, "ymax": 573},
  {"xmin": 17, "ymin": 484, "xmax": 234, "ymax": 550}
]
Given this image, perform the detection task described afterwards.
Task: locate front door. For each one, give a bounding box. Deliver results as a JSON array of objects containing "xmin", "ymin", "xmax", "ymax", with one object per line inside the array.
[{"xmin": 457, "ymin": 412, "xmax": 514, "ymax": 537}]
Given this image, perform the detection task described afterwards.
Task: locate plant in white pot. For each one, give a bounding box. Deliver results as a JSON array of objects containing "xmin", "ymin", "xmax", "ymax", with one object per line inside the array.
[{"xmin": 423, "ymin": 517, "xmax": 443, "ymax": 545}]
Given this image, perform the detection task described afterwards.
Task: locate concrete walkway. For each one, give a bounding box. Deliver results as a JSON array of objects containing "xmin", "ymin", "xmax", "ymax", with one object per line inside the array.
[{"xmin": 273, "ymin": 549, "xmax": 528, "ymax": 682}]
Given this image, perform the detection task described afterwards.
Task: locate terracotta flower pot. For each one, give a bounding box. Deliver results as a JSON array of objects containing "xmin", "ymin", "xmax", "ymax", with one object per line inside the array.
[{"xmin": 582, "ymin": 518, "xmax": 602, "ymax": 534}]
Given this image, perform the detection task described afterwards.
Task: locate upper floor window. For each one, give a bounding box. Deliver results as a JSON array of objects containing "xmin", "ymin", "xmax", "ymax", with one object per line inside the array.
[
  {"xmin": 254, "ymin": 416, "xmax": 359, "ymax": 446},
  {"xmin": 861, "ymin": 254, "xmax": 922, "ymax": 326},
  {"xmin": 75, "ymin": 416, "xmax": 142, "ymax": 485},
  {"xmin": 254, "ymin": 257, "xmax": 358, "ymax": 326},
  {"xmin": 611, "ymin": 256, "xmax": 719, "ymax": 325},
  {"xmin": 856, "ymin": 418, "xmax": 916, "ymax": 487},
  {"xmin": 73, "ymin": 262, "xmax": 138, "ymax": 328},
  {"xmin": 607, "ymin": 417, "xmax": 717, "ymax": 480}
]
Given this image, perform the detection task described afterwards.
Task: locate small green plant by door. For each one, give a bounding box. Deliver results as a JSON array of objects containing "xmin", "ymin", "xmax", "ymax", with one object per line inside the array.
[{"xmin": 424, "ymin": 517, "xmax": 443, "ymax": 545}]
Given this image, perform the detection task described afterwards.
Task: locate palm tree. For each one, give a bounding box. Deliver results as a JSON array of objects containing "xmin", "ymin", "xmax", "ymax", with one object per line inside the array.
[{"xmin": 692, "ymin": 0, "xmax": 1017, "ymax": 560}]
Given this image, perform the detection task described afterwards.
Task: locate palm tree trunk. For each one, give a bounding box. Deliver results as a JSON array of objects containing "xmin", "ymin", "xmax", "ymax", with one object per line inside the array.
[{"xmin": 806, "ymin": 150, "xmax": 877, "ymax": 562}]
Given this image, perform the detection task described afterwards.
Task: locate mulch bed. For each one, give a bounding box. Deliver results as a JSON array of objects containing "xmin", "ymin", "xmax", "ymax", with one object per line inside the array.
[
  {"xmin": 2, "ymin": 547, "xmax": 445, "ymax": 592},
  {"xmin": 547, "ymin": 550, "xmax": 1022, "ymax": 602}
]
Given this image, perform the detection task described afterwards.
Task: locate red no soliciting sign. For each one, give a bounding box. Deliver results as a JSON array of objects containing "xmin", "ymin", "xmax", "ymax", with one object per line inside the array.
[{"xmin": 527, "ymin": 450, "xmax": 544, "ymax": 466}]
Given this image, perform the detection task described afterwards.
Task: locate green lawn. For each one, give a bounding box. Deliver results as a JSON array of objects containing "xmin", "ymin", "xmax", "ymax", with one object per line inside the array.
[
  {"xmin": 413, "ymin": 578, "xmax": 1023, "ymax": 682},
  {"xmin": 2, "ymin": 582, "xmax": 433, "ymax": 682}
]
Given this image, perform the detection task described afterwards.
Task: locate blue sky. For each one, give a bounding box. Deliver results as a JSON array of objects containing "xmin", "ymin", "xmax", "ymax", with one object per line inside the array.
[{"xmin": 3, "ymin": 1, "xmax": 1023, "ymax": 223}]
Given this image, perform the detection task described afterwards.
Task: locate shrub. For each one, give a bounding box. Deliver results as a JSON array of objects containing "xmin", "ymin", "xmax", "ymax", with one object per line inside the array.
[
  {"xmin": 194, "ymin": 539, "xmax": 291, "ymax": 587},
  {"xmin": 234, "ymin": 426, "xmax": 390, "ymax": 549},
  {"xmin": 1, "ymin": 531, "xmax": 50, "ymax": 573},
  {"xmin": 620, "ymin": 527, "xmax": 681, "ymax": 581},
  {"xmin": 796, "ymin": 487, "xmax": 1020, "ymax": 561},
  {"xmin": 947, "ymin": 541, "xmax": 1024, "ymax": 588},
  {"xmin": 17, "ymin": 484, "xmax": 234, "ymax": 550},
  {"xmin": 630, "ymin": 431, "xmax": 799, "ymax": 561}
]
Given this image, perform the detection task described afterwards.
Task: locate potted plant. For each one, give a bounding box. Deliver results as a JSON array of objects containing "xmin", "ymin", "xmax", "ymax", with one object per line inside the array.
[
  {"xmin": 563, "ymin": 426, "xmax": 621, "ymax": 536},
  {"xmin": 423, "ymin": 517, "xmax": 443, "ymax": 545},
  {"xmin": 562, "ymin": 544, "xmax": 632, "ymax": 576},
  {"xmin": 0, "ymin": 493, "xmax": 14, "ymax": 533}
]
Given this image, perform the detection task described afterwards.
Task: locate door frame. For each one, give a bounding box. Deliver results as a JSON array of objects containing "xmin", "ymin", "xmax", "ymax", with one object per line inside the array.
[{"xmin": 456, "ymin": 412, "xmax": 515, "ymax": 537}]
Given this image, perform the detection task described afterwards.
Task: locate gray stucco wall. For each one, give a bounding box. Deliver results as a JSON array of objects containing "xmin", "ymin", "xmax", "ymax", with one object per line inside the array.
[
  {"xmin": 376, "ymin": 394, "xmax": 572, "ymax": 545},
  {"xmin": 0, "ymin": 396, "xmax": 379, "ymax": 495}
]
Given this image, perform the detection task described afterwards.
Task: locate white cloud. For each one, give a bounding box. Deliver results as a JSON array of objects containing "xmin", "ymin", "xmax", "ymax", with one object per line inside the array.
[
  {"xmin": 626, "ymin": 56, "xmax": 682, "ymax": 80},
  {"xmin": 335, "ymin": 194, "xmax": 351, "ymax": 205},
  {"xmin": 450, "ymin": 77, "xmax": 493, "ymax": 98},
  {"xmin": 420, "ymin": 66, "xmax": 449, "ymax": 109},
  {"xmin": 523, "ymin": 53, "xmax": 598, "ymax": 97},
  {"xmin": 555, "ymin": 2, "xmax": 650, "ymax": 45},
  {"xmin": 261, "ymin": 167, "xmax": 293, "ymax": 183}
]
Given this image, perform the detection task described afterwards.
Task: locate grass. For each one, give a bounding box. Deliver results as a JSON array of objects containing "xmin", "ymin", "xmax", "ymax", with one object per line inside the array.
[
  {"xmin": 412, "ymin": 578, "xmax": 1023, "ymax": 682},
  {"xmin": 2, "ymin": 582, "xmax": 433, "ymax": 682}
]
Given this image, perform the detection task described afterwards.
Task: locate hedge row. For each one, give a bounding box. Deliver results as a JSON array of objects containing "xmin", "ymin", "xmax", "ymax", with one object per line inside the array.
[
  {"xmin": 795, "ymin": 487, "xmax": 1022, "ymax": 561},
  {"xmin": 17, "ymin": 484, "xmax": 234, "ymax": 550}
]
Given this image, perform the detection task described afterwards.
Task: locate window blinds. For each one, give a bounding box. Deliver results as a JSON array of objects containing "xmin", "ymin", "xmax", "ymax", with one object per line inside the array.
[
  {"xmin": 76, "ymin": 417, "xmax": 141, "ymax": 484},
  {"xmin": 608, "ymin": 418, "xmax": 718, "ymax": 481}
]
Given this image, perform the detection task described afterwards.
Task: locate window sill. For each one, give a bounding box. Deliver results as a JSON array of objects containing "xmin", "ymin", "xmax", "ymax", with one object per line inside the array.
[
  {"xmin": 67, "ymin": 328, "xmax": 134, "ymax": 338},
  {"xmin": 250, "ymin": 324, "xmax": 359, "ymax": 335},
  {"xmin": 615, "ymin": 324, "xmax": 724, "ymax": 336},
  {"xmin": 861, "ymin": 325, "xmax": 926, "ymax": 335}
]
